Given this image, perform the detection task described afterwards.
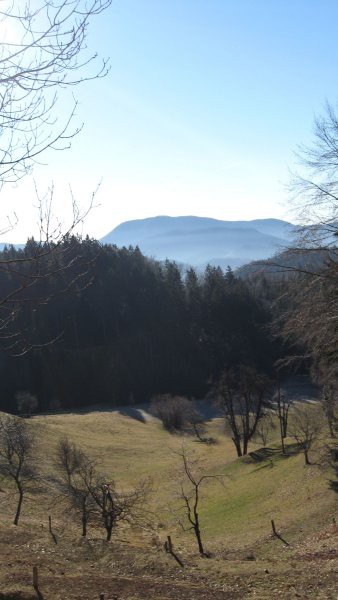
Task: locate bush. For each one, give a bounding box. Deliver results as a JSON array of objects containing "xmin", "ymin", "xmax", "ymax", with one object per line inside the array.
[
  {"xmin": 15, "ymin": 391, "xmax": 38, "ymax": 416},
  {"xmin": 150, "ymin": 394, "xmax": 205, "ymax": 435}
]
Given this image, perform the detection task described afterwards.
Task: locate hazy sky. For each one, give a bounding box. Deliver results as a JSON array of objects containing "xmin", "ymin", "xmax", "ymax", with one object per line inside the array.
[{"xmin": 2, "ymin": 0, "xmax": 338, "ymax": 242}]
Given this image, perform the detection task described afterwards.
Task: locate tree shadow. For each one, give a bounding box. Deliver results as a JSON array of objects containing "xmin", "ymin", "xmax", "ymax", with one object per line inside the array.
[
  {"xmin": 328, "ymin": 445, "xmax": 338, "ymax": 493},
  {"xmin": 1, "ymin": 591, "xmax": 45, "ymax": 599},
  {"xmin": 118, "ymin": 407, "xmax": 146, "ymax": 423},
  {"xmin": 244, "ymin": 443, "xmax": 300, "ymax": 472}
]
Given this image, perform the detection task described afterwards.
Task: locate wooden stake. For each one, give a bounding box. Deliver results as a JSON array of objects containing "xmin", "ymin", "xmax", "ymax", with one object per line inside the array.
[
  {"xmin": 33, "ymin": 566, "xmax": 39, "ymax": 590},
  {"xmin": 271, "ymin": 519, "xmax": 290, "ymax": 546},
  {"xmin": 48, "ymin": 515, "xmax": 57, "ymax": 544}
]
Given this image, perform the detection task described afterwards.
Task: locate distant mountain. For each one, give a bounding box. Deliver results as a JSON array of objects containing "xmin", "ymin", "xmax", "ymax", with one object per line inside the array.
[
  {"xmin": 0, "ymin": 242, "xmax": 24, "ymax": 251},
  {"xmin": 101, "ymin": 216, "xmax": 296, "ymax": 269}
]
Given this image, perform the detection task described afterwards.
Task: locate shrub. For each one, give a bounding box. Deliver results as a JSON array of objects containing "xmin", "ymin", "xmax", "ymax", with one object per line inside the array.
[
  {"xmin": 150, "ymin": 394, "xmax": 204, "ymax": 434},
  {"xmin": 15, "ymin": 391, "xmax": 38, "ymax": 416}
]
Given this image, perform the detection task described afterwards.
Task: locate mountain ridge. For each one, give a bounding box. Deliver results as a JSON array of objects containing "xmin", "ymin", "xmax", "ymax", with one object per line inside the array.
[{"xmin": 101, "ymin": 215, "xmax": 296, "ymax": 269}]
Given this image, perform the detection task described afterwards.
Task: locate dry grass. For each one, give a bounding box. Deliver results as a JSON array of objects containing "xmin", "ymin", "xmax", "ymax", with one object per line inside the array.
[{"xmin": 0, "ymin": 407, "xmax": 337, "ymax": 599}]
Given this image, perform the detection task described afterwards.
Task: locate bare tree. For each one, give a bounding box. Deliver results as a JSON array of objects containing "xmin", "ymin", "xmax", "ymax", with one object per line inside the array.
[
  {"xmin": 190, "ymin": 410, "xmax": 208, "ymax": 443},
  {"xmin": 290, "ymin": 102, "xmax": 338, "ymax": 248},
  {"xmin": 0, "ymin": 0, "xmax": 111, "ymax": 185},
  {"xmin": 276, "ymin": 104, "xmax": 338, "ymax": 386},
  {"xmin": 55, "ymin": 438, "xmax": 152, "ymax": 540},
  {"xmin": 214, "ymin": 366, "xmax": 272, "ymax": 457},
  {"xmin": 273, "ymin": 383, "xmax": 293, "ymax": 454},
  {"xmin": 0, "ymin": 0, "xmax": 112, "ymax": 353},
  {"xmin": 173, "ymin": 447, "xmax": 221, "ymax": 556},
  {"xmin": 0, "ymin": 414, "xmax": 38, "ymax": 524},
  {"xmin": 90, "ymin": 477, "xmax": 152, "ymax": 541},
  {"xmin": 276, "ymin": 263, "xmax": 337, "ymax": 388},
  {"xmin": 321, "ymin": 384, "xmax": 337, "ymax": 439},
  {"xmin": 254, "ymin": 413, "xmax": 275, "ymax": 448},
  {"xmin": 54, "ymin": 437, "xmax": 97, "ymax": 537},
  {"xmin": 0, "ymin": 199, "xmax": 101, "ymax": 355},
  {"xmin": 290, "ymin": 407, "xmax": 322, "ymax": 466}
]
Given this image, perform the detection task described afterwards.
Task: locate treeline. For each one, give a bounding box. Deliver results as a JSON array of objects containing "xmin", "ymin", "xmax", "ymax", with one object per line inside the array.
[{"xmin": 0, "ymin": 237, "xmax": 283, "ymax": 413}]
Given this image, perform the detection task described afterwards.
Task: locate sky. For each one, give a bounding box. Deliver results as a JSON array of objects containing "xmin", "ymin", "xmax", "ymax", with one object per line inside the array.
[{"xmin": 2, "ymin": 0, "xmax": 338, "ymax": 242}]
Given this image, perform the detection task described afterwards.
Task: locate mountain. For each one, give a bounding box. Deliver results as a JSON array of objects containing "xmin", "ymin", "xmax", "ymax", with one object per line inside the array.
[
  {"xmin": 0, "ymin": 243, "xmax": 24, "ymax": 251},
  {"xmin": 101, "ymin": 216, "xmax": 296, "ymax": 269}
]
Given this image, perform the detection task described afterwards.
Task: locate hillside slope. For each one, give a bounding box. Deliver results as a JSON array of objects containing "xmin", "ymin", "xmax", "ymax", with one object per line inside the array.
[
  {"xmin": 237, "ymin": 247, "xmax": 335, "ymax": 280},
  {"xmin": 0, "ymin": 406, "xmax": 336, "ymax": 599}
]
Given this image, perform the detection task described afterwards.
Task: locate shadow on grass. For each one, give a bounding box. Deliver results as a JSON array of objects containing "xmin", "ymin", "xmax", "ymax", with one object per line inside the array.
[
  {"xmin": 328, "ymin": 445, "xmax": 338, "ymax": 493},
  {"xmin": 244, "ymin": 443, "xmax": 300, "ymax": 472},
  {"xmin": 0, "ymin": 592, "xmax": 44, "ymax": 599},
  {"xmin": 118, "ymin": 407, "xmax": 147, "ymax": 423}
]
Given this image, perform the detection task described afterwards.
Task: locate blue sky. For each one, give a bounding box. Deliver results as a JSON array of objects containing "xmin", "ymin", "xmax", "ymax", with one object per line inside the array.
[{"xmin": 3, "ymin": 0, "xmax": 338, "ymax": 241}]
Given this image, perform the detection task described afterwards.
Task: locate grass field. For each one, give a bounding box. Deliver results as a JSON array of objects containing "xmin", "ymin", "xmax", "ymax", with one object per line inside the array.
[{"xmin": 0, "ymin": 406, "xmax": 337, "ymax": 599}]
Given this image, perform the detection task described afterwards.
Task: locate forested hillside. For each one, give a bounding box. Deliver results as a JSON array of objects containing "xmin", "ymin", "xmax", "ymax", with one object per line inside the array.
[{"xmin": 0, "ymin": 237, "xmax": 282, "ymax": 413}]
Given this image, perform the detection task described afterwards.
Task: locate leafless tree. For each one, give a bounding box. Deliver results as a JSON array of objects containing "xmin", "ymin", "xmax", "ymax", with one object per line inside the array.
[
  {"xmin": 0, "ymin": 190, "xmax": 101, "ymax": 355},
  {"xmin": 321, "ymin": 384, "xmax": 337, "ymax": 439},
  {"xmin": 290, "ymin": 102, "xmax": 338, "ymax": 248},
  {"xmin": 276, "ymin": 262, "xmax": 337, "ymax": 388},
  {"xmin": 254, "ymin": 413, "xmax": 275, "ymax": 448},
  {"xmin": 214, "ymin": 366, "xmax": 272, "ymax": 457},
  {"xmin": 0, "ymin": 0, "xmax": 112, "ymax": 354},
  {"xmin": 272, "ymin": 383, "xmax": 293, "ymax": 454},
  {"xmin": 290, "ymin": 407, "xmax": 322, "ymax": 466},
  {"xmin": 172, "ymin": 447, "xmax": 221, "ymax": 556},
  {"xmin": 276, "ymin": 104, "xmax": 338, "ymax": 386},
  {"xmin": 0, "ymin": 0, "xmax": 111, "ymax": 186},
  {"xmin": 190, "ymin": 411, "xmax": 208, "ymax": 443},
  {"xmin": 54, "ymin": 437, "xmax": 97, "ymax": 537},
  {"xmin": 0, "ymin": 414, "xmax": 38, "ymax": 524},
  {"xmin": 55, "ymin": 437, "xmax": 152, "ymax": 540},
  {"xmin": 90, "ymin": 477, "xmax": 152, "ymax": 541}
]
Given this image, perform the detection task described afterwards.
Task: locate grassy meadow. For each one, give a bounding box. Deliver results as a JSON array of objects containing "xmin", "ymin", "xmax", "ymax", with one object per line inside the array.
[{"xmin": 0, "ymin": 405, "xmax": 337, "ymax": 599}]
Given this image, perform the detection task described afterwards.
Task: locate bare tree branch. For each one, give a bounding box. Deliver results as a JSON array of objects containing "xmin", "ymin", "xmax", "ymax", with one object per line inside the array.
[{"xmin": 0, "ymin": 0, "xmax": 111, "ymax": 185}]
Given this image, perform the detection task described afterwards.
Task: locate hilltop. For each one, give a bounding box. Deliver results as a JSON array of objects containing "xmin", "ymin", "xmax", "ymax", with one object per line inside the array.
[{"xmin": 101, "ymin": 216, "xmax": 295, "ymax": 269}]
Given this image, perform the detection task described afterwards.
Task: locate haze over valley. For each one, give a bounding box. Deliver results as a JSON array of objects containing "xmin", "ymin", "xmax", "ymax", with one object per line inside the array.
[{"xmin": 102, "ymin": 215, "xmax": 295, "ymax": 269}]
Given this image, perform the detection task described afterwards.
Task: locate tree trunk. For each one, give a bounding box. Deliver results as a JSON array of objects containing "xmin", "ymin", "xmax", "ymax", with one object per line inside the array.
[
  {"xmin": 14, "ymin": 487, "xmax": 24, "ymax": 526},
  {"xmin": 193, "ymin": 423, "xmax": 204, "ymax": 442},
  {"xmin": 82, "ymin": 514, "xmax": 87, "ymax": 537},
  {"xmin": 280, "ymin": 421, "xmax": 285, "ymax": 454},
  {"xmin": 304, "ymin": 447, "xmax": 311, "ymax": 465},
  {"xmin": 282, "ymin": 417, "xmax": 288, "ymax": 439},
  {"xmin": 194, "ymin": 519, "xmax": 204, "ymax": 556},
  {"xmin": 233, "ymin": 437, "xmax": 242, "ymax": 457},
  {"xmin": 106, "ymin": 526, "xmax": 113, "ymax": 541},
  {"xmin": 328, "ymin": 418, "xmax": 335, "ymax": 438}
]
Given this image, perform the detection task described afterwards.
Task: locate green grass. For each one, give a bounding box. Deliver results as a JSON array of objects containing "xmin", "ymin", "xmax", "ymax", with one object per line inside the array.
[
  {"xmin": 1, "ymin": 408, "xmax": 336, "ymax": 550},
  {"xmin": 0, "ymin": 407, "xmax": 337, "ymax": 599},
  {"xmin": 13, "ymin": 408, "xmax": 332, "ymax": 556}
]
